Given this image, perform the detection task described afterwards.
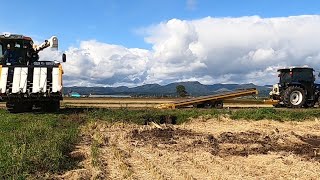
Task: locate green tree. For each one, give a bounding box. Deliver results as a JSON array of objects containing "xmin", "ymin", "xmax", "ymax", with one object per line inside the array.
[{"xmin": 176, "ymin": 85, "xmax": 188, "ymax": 97}]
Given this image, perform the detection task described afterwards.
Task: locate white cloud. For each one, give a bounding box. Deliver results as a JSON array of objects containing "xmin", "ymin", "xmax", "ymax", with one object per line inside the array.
[
  {"xmin": 39, "ymin": 41, "xmax": 150, "ymax": 87},
  {"xmin": 39, "ymin": 15, "xmax": 320, "ymax": 86}
]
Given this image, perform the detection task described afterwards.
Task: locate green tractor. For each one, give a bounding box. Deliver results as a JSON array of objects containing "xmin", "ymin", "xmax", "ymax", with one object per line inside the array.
[{"xmin": 269, "ymin": 67, "xmax": 320, "ymax": 108}]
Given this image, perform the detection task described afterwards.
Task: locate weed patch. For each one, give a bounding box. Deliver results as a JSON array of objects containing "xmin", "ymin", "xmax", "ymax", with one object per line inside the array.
[
  {"xmin": 0, "ymin": 110, "xmax": 82, "ymax": 179},
  {"xmin": 230, "ymin": 108, "xmax": 320, "ymax": 121}
]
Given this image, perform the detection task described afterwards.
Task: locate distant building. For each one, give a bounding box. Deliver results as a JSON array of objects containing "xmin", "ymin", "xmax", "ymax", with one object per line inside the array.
[
  {"xmin": 70, "ymin": 92, "xmax": 81, "ymax": 98},
  {"xmin": 88, "ymin": 94, "xmax": 131, "ymax": 98}
]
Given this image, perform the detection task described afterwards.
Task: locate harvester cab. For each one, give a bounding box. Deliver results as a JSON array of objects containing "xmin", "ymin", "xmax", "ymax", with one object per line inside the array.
[
  {"xmin": 269, "ymin": 67, "xmax": 320, "ymax": 108},
  {"xmin": 0, "ymin": 34, "xmax": 65, "ymax": 66}
]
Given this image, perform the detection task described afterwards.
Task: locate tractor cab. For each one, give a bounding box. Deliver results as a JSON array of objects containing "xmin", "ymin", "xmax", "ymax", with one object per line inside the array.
[{"xmin": 278, "ymin": 67, "xmax": 315, "ymax": 85}]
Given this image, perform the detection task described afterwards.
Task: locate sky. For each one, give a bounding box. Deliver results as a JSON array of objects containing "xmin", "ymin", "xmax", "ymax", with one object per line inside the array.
[{"xmin": 2, "ymin": 0, "xmax": 320, "ymax": 86}]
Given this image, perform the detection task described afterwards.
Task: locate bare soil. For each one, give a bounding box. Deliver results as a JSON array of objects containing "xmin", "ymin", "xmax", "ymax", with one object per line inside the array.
[{"xmin": 54, "ymin": 117, "xmax": 320, "ymax": 179}]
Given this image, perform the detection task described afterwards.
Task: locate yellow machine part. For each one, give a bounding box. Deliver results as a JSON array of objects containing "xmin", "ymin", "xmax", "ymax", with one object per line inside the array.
[
  {"xmin": 263, "ymin": 99, "xmax": 280, "ymax": 105},
  {"xmin": 0, "ymin": 65, "xmax": 2, "ymax": 80},
  {"xmin": 59, "ymin": 64, "xmax": 64, "ymax": 90},
  {"xmin": 155, "ymin": 103, "xmax": 176, "ymax": 109}
]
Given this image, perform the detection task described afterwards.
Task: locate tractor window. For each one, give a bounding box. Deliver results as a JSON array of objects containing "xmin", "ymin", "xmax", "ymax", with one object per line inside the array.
[
  {"xmin": 280, "ymin": 72, "xmax": 291, "ymax": 83},
  {"xmin": 14, "ymin": 43, "xmax": 21, "ymax": 48},
  {"xmin": 293, "ymin": 69, "xmax": 314, "ymax": 82}
]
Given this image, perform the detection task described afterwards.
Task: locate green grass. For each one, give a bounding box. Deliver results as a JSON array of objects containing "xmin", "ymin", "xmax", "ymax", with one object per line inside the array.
[
  {"xmin": 0, "ymin": 110, "xmax": 82, "ymax": 179},
  {"xmin": 229, "ymin": 108, "xmax": 320, "ymax": 121},
  {"xmin": 1, "ymin": 107, "xmax": 320, "ymax": 178},
  {"xmin": 86, "ymin": 108, "xmax": 226, "ymax": 124},
  {"xmin": 91, "ymin": 140, "xmax": 101, "ymax": 167}
]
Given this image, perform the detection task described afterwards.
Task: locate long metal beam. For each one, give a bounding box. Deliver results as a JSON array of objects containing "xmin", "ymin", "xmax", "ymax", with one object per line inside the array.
[{"xmin": 156, "ymin": 88, "xmax": 258, "ymax": 109}]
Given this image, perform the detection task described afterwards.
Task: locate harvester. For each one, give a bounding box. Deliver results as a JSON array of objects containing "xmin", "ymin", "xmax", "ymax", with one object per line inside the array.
[{"xmin": 0, "ymin": 34, "xmax": 66, "ymax": 112}]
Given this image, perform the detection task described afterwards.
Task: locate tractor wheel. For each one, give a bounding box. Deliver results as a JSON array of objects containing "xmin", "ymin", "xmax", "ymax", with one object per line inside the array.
[
  {"xmin": 283, "ymin": 86, "xmax": 306, "ymax": 108},
  {"xmin": 304, "ymin": 101, "xmax": 315, "ymax": 108},
  {"xmin": 273, "ymin": 104, "xmax": 283, "ymax": 108}
]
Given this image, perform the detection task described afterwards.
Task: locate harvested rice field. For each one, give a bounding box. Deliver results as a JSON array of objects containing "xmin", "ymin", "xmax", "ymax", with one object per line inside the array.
[{"xmin": 56, "ymin": 115, "xmax": 320, "ymax": 179}]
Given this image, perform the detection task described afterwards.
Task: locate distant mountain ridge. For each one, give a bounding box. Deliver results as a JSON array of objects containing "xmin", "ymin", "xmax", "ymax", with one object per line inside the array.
[{"xmin": 64, "ymin": 81, "xmax": 271, "ymax": 97}]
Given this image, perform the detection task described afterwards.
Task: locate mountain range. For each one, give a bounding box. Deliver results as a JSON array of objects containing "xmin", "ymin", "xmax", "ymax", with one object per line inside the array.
[{"xmin": 64, "ymin": 81, "xmax": 272, "ymax": 97}]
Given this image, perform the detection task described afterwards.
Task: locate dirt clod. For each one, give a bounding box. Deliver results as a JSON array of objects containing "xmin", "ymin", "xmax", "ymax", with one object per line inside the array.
[{"xmin": 130, "ymin": 127, "xmax": 320, "ymax": 161}]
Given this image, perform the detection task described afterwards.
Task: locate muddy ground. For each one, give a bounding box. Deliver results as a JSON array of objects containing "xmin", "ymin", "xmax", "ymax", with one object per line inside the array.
[{"xmin": 54, "ymin": 116, "xmax": 320, "ymax": 179}]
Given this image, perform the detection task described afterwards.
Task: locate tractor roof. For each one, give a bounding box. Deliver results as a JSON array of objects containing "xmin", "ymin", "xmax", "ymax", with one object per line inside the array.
[{"xmin": 277, "ymin": 67, "xmax": 314, "ymax": 72}]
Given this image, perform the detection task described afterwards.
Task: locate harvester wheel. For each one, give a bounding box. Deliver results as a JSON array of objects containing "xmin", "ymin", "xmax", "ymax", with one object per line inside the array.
[
  {"xmin": 6, "ymin": 102, "xmax": 15, "ymax": 113},
  {"xmin": 23, "ymin": 103, "xmax": 33, "ymax": 112},
  {"xmin": 203, "ymin": 101, "xmax": 213, "ymax": 109},
  {"xmin": 42, "ymin": 101, "xmax": 60, "ymax": 112},
  {"xmin": 214, "ymin": 101, "xmax": 223, "ymax": 109},
  {"xmin": 283, "ymin": 86, "xmax": 306, "ymax": 108},
  {"xmin": 6, "ymin": 102, "xmax": 24, "ymax": 113},
  {"xmin": 48, "ymin": 101, "xmax": 60, "ymax": 112},
  {"xmin": 195, "ymin": 104, "xmax": 204, "ymax": 108}
]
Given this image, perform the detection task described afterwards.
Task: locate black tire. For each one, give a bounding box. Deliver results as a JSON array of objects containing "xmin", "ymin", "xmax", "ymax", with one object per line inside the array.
[
  {"xmin": 194, "ymin": 102, "xmax": 212, "ymax": 108},
  {"xmin": 273, "ymin": 104, "xmax": 283, "ymax": 108},
  {"xmin": 214, "ymin": 101, "xmax": 223, "ymax": 109},
  {"xmin": 44, "ymin": 101, "xmax": 60, "ymax": 112},
  {"xmin": 195, "ymin": 104, "xmax": 204, "ymax": 108},
  {"xmin": 304, "ymin": 101, "xmax": 315, "ymax": 108},
  {"xmin": 24, "ymin": 104, "xmax": 33, "ymax": 112},
  {"xmin": 6, "ymin": 102, "xmax": 15, "ymax": 113},
  {"xmin": 7, "ymin": 102, "xmax": 24, "ymax": 113},
  {"xmin": 283, "ymin": 86, "xmax": 306, "ymax": 108},
  {"xmin": 203, "ymin": 101, "xmax": 213, "ymax": 109}
]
